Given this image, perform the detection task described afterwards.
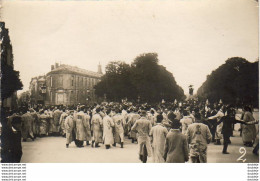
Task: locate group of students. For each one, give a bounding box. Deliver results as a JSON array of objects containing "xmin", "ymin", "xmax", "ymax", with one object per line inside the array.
[{"xmin": 1, "ymin": 99, "xmax": 259, "ymax": 163}]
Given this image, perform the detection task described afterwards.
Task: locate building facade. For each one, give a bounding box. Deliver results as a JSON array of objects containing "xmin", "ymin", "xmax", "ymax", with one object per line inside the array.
[{"xmin": 30, "ymin": 63, "xmax": 102, "ymax": 106}]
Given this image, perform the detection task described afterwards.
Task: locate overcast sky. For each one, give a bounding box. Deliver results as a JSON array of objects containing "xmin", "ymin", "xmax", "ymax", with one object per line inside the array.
[{"xmin": 1, "ymin": 0, "xmax": 258, "ymax": 95}]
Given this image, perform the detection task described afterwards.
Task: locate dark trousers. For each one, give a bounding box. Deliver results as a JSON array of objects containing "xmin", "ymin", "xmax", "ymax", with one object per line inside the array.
[
  {"xmin": 210, "ymin": 125, "xmax": 217, "ymax": 141},
  {"xmin": 139, "ymin": 145, "xmax": 147, "ymax": 163},
  {"xmin": 222, "ymin": 134, "xmax": 230, "ymax": 153},
  {"xmin": 75, "ymin": 140, "xmax": 83, "ymax": 147}
]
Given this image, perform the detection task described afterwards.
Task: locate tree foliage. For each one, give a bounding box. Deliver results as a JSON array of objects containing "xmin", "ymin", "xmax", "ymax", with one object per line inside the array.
[
  {"xmin": 1, "ymin": 22, "xmax": 23, "ymax": 101},
  {"xmin": 197, "ymin": 57, "xmax": 259, "ymax": 106},
  {"xmin": 95, "ymin": 53, "xmax": 185, "ymax": 103},
  {"xmin": 1, "ymin": 64, "xmax": 23, "ymax": 100}
]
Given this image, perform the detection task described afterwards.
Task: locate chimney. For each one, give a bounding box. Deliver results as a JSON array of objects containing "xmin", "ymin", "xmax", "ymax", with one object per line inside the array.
[
  {"xmin": 98, "ymin": 62, "xmax": 102, "ymax": 74},
  {"xmin": 55, "ymin": 62, "xmax": 59, "ymax": 68},
  {"xmin": 51, "ymin": 65, "xmax": 54, "ymax": 70}
]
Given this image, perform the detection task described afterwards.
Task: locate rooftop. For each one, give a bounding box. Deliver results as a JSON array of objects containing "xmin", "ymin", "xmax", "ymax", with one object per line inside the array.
[{"xmin": 48, "ymin": 64, "xmax": 102, "ymax": 78}]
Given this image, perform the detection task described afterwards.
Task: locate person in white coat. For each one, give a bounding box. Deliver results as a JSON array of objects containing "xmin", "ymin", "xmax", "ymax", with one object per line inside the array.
[
  {"xmin": 91, "ymin": 108, "xmax": 103, "ymax": 148},
  {"xmin": 112, "ymin": 109, "xmax": 125, "ymax": 148},
  {"xmin": 150, "ymin": 114, "xmax": 168, "ymax": 163},
  {"xmin": 103, "ymin": 109, "xmax": 115, "ymax": 149},
  {"xmin": 65, "ymin": 111, "xmax": 75, "ymax": 148}
]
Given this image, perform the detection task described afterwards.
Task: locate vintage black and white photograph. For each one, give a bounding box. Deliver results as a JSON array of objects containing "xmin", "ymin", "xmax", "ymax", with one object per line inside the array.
[{"xmin": 0, "ymin": 0, "xmax": 259, "ymax": 164}]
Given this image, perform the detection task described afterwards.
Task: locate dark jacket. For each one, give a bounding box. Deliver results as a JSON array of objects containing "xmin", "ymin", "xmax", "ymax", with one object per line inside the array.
[
  {"xmin": 220, "ymin": 116, "xmax": 244, "ymax": 136},
  {"xmin": 164, "ymin": 129, "xmax": 189, "ymax": 163},
  {"xmin": 1, "ymin": 115, "xmax": 23, "ymax": 163}
]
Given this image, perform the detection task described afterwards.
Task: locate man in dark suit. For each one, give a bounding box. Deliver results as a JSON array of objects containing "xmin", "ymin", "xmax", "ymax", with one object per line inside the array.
[{"xmin": 219, "ymin": 107, "xmax": 246, "ymax": 154}]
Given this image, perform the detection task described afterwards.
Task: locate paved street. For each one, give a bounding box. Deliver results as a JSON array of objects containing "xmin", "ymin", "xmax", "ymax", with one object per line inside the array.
[{"xmin": 21, "ymin": 127, "xmax": 258, "ymax": 163}]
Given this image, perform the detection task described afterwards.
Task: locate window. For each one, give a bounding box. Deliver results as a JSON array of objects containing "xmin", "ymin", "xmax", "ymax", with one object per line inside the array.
[
  {"xmin": 50, "ymin": 76, "xmax": 53, "ymax": 87},
  {"xmin": 58, "ymin": 75, "xmax": 63, "ymax": 87},
  {"xmin": 71, "ymin": 76, "xmax": 74, "ymax": 86}
]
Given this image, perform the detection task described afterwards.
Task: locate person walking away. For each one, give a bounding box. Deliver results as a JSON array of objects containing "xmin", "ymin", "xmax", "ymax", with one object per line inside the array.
[
  {"xmin": 126, "ymin": 109, "xmax": 134, "ymax": 139},
  {"xmin": 75, "ymin": 107, "xmax": 87, "ymax": 148},
  {"xmin": 121, "ymin": 107, "xmax": 128, "ymax": 136},
  {"xmin": 47, "ymin": 108, "xmax": 54, "ymax": 136},
  {"xmin": 59, "ymin": 110, "xmax": 68, "ymax": 137},
  {"xmin": 29, "ymin": 108, "xmax": 39, "ymax": 138},
  {"xmin": 52, "ymin": 108, "xmax": 62, "ymax": 136},
  {"xmin": 103, "ymin": 109, "xmax": 115, "ymax": 149},
  {"xmin": 186, "ymin": 113, "xmax": 212, "ymax": 163},
  {"xmin": 39, "ymin": 110, "xmax": 50, "ymax": 137},
  {"xmin": 128, "ymin": 108, "xmax": 140, "ymax": 143},
  {"xmin": 147, "ymin": 110, "xmax": 156, "ymax": 126},
  {"xmin": 150, "ymin": 114, "xmax": 168, "ymax": 163},
  {"xmin": 65, "ymin": 110, "xmax": 75, "ymax": 148},
  {"xmin": 21, "ymin": 109, "xmax": 34, "ymax": 142},
  {"xmin": 180, "ymin": 110, "xmax": 193, "ymax": 135},
  {"xmin": 83, "ymin": 110, "xmax": 92, "ymax": 146},
  {"xmin": 131, "ymin": 110, "xmax": 152, "ymax": 163},
  {"xmin": 91, "ymin": 108, "xmax": 103, "ymax": 148},
  {"xmin": 112, "ymin": 109, "xmax": 125, "ymax": 148},
  {"xmin": 164, "ymin": 119, "xmax": 189, "ymax": 163}
]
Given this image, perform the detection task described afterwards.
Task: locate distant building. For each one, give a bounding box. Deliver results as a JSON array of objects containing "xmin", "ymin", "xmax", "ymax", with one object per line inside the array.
[{"xmin": 29, "ymin": 63, "xmax": 102, "ymax": 106}]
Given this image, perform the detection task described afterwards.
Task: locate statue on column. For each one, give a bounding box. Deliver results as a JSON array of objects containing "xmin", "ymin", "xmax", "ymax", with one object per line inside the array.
[{"xmin": 189, "ymin": 85, "xmax": 194, "ymax": 96}]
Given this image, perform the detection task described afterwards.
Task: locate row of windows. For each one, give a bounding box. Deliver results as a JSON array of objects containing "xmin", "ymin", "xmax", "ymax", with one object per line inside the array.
[
  {"xmin": 49, "ymin": 75, "xmax": 100, "ymax": 88},
  {"xmin": 71, "ymin": 75, "xmax": 99, "ymax": 88},
  {"xmin": 49, "ymin": 91, "xmax": 95, "ymax": 103}
]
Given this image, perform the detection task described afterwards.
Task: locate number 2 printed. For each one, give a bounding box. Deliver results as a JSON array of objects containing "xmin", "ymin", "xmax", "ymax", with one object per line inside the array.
[{"xmin": 237, "ymin": 147, "xmax": 246, "ymax": 162}]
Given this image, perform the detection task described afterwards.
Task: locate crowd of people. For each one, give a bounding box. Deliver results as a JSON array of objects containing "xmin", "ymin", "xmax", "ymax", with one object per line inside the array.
[{"xmin": 1, "ymin": 99, "xmax": 259, "ymax": 163}]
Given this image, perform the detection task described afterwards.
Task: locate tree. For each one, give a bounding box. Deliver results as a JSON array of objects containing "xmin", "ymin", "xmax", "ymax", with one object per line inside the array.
[
  {"xmin": 18, "ymin": 91, "xmax": 30, "ymax": 107},
  {"xmin": 197, "ymin": 57, "xmax": 258, "ymax": 106},
  {"xmin": 95, "ymin": 53, "xmax": 185, "ymax": 103},
  {"xmin": 95, "ymin": 61, "xmax": 134, "ymax": 101},
  {"xmin": 1, "ymin": 22, "xmax": 23, "ymax": 101}
]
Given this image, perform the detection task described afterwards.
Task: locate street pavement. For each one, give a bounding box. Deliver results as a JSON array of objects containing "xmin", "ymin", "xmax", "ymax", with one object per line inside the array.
[{"xmin": 20, "ymin": 127, "xmax": 258, "ymax": 163}]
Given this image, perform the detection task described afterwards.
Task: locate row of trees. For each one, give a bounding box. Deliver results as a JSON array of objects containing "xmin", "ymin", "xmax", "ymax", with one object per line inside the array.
[
  {"xmin": 95, "ymin": 53, "xmax": 185, "ymax": 103},
  {"xmin": 197, "ymin": 57, "xmax": 259, "ymax": 106}
]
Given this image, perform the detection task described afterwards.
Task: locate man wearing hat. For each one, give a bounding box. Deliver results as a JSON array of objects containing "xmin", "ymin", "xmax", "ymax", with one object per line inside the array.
[
  {"xmin": 163, "ymin": 119, "xmax": 189, "ymax": 163},
  {"xmin": 131, "ymin": 110, "xmax": 152, "ymax": 163}
]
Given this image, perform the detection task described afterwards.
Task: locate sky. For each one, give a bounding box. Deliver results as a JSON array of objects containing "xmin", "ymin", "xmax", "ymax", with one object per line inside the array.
[{"xmin": 1, "ymin": 0, "xmax": 259, "ymax": 95}]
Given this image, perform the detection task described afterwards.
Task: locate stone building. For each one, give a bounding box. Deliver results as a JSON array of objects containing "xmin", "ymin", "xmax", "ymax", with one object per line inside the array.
[{"xmin": 30, "ymin": 63, "xmax": 102, "ymax": 106}]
